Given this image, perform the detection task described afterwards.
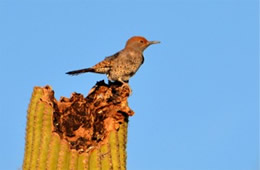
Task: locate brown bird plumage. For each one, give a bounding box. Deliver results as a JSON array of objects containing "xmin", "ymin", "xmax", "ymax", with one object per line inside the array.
[{"xmin": 66, "ymin": 36, "xmax": 160, "ymax": 83}]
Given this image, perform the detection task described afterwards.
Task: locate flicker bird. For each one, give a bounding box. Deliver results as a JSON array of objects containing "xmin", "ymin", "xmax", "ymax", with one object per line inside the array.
[{"xmin": 66, "ymin": 36, "xmax": 160, "ymax": 83}]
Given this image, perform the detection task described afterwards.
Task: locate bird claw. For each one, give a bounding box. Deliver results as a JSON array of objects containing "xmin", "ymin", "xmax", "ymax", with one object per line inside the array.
[
  {"xmin": 121, "ymin": 83, "xmax": 132, "ymax": 96},
  {"xmin": 116, "ymin": 78, "xmax": 131, "ymax": 96}
]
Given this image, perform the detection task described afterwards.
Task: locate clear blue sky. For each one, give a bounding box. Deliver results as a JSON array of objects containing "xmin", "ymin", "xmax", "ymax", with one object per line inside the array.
[{"xmin": 0, "ymin": 0, "xmax": 258, "ymax": 170}]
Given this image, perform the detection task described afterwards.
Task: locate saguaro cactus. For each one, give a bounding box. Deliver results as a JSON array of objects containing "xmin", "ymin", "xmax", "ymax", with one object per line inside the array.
[{"xmin": 23, "ymin": 81, "xmax": 133, "ymax": 170}]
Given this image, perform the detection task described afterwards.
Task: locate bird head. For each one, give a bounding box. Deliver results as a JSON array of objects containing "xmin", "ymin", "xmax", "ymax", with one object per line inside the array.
[{"xmin": 125, "ymin": 36, "xmax": 160, "ymax": 52}]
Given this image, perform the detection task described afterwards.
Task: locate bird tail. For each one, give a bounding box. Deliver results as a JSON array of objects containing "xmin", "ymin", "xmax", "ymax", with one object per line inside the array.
[{"xmin": 66, "ymin": 68, "xmax": 95, "ymax": 75}]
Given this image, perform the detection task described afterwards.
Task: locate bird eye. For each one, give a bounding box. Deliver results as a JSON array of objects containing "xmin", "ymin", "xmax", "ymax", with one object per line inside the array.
[{"xmin": 140, "ymin": 40, "xmax": 144, "ymax": 43}]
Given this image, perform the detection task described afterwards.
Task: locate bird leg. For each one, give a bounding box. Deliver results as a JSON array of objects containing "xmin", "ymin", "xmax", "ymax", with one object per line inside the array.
[{"xmin": 118, "ymin": 78, "xmax": 132, "ymax": 96}]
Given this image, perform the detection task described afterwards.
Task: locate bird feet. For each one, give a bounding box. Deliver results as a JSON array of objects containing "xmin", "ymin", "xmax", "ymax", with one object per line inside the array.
[
  {"xmin": 121, "ymin": 82, "xmax": 132, "ymax": 96},
  {"xmin": 108, "ymin": 79, "xmax": 132, "ymax": 96},
  {"xmin": 117, "ymin": 79, "xmax": 132, "ymax": 96}
]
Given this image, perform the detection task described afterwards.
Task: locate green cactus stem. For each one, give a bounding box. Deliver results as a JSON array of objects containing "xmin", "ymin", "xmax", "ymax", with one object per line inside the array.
[{"xmin": 23, "ymin": 81, "xmax": 133, "ymax": 170}]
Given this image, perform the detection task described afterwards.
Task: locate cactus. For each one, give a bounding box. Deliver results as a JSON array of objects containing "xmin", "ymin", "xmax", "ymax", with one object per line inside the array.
[{"xmin": 23, "ymin": 81, "xmax": 133, "ymax": 170}]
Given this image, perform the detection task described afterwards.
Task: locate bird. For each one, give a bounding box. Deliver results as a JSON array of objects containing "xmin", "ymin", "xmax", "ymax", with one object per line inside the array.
[{"xmin": 66, "ymin": 36, "xmax": 160, "ymax": 84}]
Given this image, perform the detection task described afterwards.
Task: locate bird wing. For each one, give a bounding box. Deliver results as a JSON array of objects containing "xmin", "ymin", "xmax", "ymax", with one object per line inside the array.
[
  {"xmin": 91, "ymin": 52, "xmax": 120, "ymax": 73},
  {"xmin": 104, "ymin": 52, "xmax": 120, "ymax": 62}
]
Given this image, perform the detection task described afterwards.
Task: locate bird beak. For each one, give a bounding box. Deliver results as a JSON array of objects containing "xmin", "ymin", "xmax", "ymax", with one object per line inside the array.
[{"xmin": 148, "ymin": 41, "xmax": 160, "ymax": 45}]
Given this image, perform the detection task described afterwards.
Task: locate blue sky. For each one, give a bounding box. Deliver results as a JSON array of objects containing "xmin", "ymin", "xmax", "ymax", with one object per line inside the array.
[{"xmin": 0, "ymin": 0, "xmax": 258, "ymax": 170}]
